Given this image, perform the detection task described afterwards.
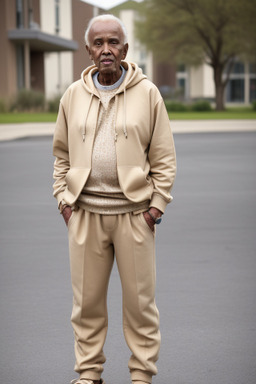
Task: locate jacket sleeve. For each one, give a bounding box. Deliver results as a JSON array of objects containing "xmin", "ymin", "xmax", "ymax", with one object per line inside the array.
[
  {"xmin": 148, "ymin": 97, "xmax": 176, "ymax": 213},
  {"xmin": 52, "ymin": 102, "xmax": 70, "ymax": 207}
]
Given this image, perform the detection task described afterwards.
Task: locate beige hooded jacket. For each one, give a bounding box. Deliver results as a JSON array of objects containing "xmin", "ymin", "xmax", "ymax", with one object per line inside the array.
[{"xmin": 53, "ymin": 61, "xmax": 176, "ymax": 213}]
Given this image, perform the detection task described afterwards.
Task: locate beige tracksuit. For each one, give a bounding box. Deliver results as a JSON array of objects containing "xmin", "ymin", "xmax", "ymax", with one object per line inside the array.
[{"xmin": 53, "ymin": 61, "xmax": 176, "ymax": 383}]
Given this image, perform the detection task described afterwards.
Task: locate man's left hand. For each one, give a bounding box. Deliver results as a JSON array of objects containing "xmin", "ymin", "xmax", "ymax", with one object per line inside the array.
[{"xmin": 143, "ymin": 207, "xmax": 163, "ymax": 231}]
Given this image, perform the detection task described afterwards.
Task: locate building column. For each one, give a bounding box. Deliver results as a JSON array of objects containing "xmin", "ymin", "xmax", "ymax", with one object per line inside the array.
[
  {"xmin": 24, "ymin": 41, "xmax": 31, "ymax": 89},
  {"xmin": 93, "ymin": 6, "xmax": 99, "ymax": 17}
]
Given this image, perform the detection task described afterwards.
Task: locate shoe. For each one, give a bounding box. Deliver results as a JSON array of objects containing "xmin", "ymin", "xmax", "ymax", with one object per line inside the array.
[{"xmin": 70, "ymin": 379, "xmax": 105, "ymax": 384}]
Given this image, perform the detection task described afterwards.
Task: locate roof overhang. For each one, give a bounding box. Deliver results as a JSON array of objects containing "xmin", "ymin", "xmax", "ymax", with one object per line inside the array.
[{"xmin": 8, "ymin": 28, "xmax": 78, "ymax": 52}]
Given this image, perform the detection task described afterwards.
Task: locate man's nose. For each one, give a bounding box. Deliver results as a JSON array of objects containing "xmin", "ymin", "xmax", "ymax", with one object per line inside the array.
[{"xmin": 102, "ymin": 43, "xmax": 110, "ymax": 54}]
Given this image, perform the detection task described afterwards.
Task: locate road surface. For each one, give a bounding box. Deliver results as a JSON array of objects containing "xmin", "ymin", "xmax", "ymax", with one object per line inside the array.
[{"xmin": 0, "ymin": 132, "xmax": 256, "ymax": 384}]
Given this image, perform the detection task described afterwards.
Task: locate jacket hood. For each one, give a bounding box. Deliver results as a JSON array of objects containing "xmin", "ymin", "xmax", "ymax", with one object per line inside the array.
[
  {"xmin": 79, "ymin": 61, "xmax": 147, "ymax": 141},
  {"xmin": 81, "ymin": 61, "xmax": 147, "ymax": 95}
]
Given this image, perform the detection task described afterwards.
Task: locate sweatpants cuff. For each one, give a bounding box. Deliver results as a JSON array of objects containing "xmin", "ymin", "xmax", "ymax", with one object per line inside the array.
[
  {"xmin": 132, "ymin": 382, "xmax": 151, "ymax": 384},
  {"xmin": 131, "ymin": 370, "xmax": 152, "ymax": 383},
  {"xmin": 80, "ymin": 370, "xmax": 102, "ymax": 381}
]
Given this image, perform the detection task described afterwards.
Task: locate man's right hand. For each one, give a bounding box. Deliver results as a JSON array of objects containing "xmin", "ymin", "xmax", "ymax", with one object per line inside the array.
[{"xmin": 62, "ymin": 205, "xmax": 72, "ymax": 226}]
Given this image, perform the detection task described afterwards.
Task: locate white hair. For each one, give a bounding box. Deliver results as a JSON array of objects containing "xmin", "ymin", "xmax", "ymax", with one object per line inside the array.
[{"xmin": 84, "ymin": 14, "xmax": 128, "ymax": 46}]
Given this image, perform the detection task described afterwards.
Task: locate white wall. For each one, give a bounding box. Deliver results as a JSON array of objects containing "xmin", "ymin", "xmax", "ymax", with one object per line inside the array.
[
  {"xmin": 40, "ymin": 0, "xmax": 73, "ymax": 99},
  {"xmin": 203, "ymin": 63, "xmax": 215, "ymax": 97},
  {"xmin": 189, "ymin": 63, "xmax": 215, "ymax": 99},
  {"xmin": 189, "ymin": 66, "xmax": 203, "ymax": 98}
]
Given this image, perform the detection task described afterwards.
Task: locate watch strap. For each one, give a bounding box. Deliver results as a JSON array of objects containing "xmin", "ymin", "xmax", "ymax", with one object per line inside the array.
[{"xmin": 147, "ymin": 210, "xmax": 162, "ymax": 224}]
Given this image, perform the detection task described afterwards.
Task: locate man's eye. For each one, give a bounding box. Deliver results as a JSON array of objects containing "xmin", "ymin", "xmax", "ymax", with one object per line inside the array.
[{"xmin": 95, "ymin": 41, "xmax": 102, "ymax": 46}]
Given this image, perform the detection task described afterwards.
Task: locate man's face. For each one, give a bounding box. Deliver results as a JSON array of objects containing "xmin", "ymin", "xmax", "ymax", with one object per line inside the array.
[{"xmin": 86, "ymin": 20, "xmax": 128, "ymax": 84}]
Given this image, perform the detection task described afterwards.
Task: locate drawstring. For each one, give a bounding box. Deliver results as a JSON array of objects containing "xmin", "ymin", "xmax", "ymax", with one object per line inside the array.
[
  {"xmin": 83, "ymin": 89, "xmax": 127, "ymax": 143},
  {"xmin": 114, "ymin": 95, "xmax": 118, "ymax": 142},
  {"xmin": 123, "ymin": 88, "xmax": 128, "ymax": 139},
  {"xmin": 82, "ymin": 93, "xmax": 94, "ymax": 142}
]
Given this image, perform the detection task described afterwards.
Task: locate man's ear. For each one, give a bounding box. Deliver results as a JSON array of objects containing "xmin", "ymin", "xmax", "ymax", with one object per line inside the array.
[
  {"xmin": 86, "ymin": 45, "xmax": 93, "ymax": 61},
  {"xmin": 122, "ymin": 43, "xmax": 129, "ymax": 60}
]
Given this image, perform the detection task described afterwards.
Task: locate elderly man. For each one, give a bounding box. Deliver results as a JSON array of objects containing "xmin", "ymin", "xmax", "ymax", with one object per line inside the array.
[{"xmin": 53, "ymin": 14, "xmax": 176, "ymax": 384}]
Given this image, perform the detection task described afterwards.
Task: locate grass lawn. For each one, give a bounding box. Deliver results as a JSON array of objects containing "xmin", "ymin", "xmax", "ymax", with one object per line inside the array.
[
  {"xmin": 0, "ymin": 113, "xmax": 57, "ymax": 124},
  {"xmin": 168, "ymin": 107, "xmax": 256, "ymax": 120},
  {"xmin": 0, "ymin": 108, "xmax": 255, "ymax": 124}
]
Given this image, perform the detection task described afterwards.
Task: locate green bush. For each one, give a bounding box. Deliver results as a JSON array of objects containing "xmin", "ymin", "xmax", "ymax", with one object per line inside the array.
[
  {"xmin": 165, "ymin": 100, "xmax": 188, "ymax": 112},
  {"xmin": 252, "ymin": 100, "xmax": 256, "ymax": 111},
  {"xmin": 12, "ymin": 89, "xmax": 45, "ymax": 111},
  {"xmin": 165, "ymin": 100, "xmax": 213, "ymax": 112},
  {"xmin": 0, "ymin": 98, "xmax": 8, "ymax": 113},
  {"xmin": 47, "ymin": 95, "xmax": 61, "ymax": 113},
  {"xmin": 191, "ymin": 100, "xmax": 212, "ymax": 111}
]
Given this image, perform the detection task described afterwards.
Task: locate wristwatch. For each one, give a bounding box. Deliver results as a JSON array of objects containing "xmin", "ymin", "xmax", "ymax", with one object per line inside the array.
[{"xmin": 147, "ymin": 210, "xmax": 162, "ymax": 224}]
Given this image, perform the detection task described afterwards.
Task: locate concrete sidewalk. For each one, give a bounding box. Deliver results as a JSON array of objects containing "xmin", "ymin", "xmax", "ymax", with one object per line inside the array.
[{"xmin": 0, "ymin": 119, "xmax": 255, "ymax": 141}]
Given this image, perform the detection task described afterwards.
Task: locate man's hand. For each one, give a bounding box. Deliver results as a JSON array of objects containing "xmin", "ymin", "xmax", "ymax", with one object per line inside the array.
[
  {"xmin": 62, "ymin": 205, "xmax": 72, "ymax": 226},
  {"xmin": 143, "ymin": 207, "xmax": 163, "ymax": 231}
]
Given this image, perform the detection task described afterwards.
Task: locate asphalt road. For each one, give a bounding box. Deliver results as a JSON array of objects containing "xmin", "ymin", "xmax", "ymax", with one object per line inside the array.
[{"xmin": 0, "ymin": 132, "xmax": 256, "ymax": 384}]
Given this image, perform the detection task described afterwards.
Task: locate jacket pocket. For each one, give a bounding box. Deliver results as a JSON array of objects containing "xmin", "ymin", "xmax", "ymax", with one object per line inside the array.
[
  {"xmin": 117, "ymin": 166, "xmax": 153, "ymax": 203},
  {"xmin": 65, "ymin": 167, "xmax": 91, "ymax": 201}
]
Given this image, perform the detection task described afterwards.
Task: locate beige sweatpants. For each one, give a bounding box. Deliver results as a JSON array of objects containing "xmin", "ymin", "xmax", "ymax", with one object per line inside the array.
[{"xmin": 68, "ymin": 209, "xmax": 160, "ymax": 384}]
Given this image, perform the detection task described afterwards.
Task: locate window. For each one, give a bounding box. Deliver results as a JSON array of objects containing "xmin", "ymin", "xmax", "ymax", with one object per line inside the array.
[
  {"xmin": 176, "ymin": 64, "xmax": 188, "ymax": 100},
  {"xmin": 177, "ymin": 64, "xmax": 186, "ymax": 72},
  {"xmin": 226, "ymin": 79, "xmax": 245, "ymax": 102},
  {"xmin": 16, "ymin": 0, "xmax": 23, "ymax": 28},
  {"xmin": 249, "ymin": 63, "xmax": 256, "ymax": 102},
  {"xmin": 232, "ymin": 62, "xmax": 245, "ymax": 74},
  {"xmin": 225, "ymin": 60, "xmax": 256, "ymax": 104},
  {"xmin": 249, "ymin": 63, "xmax": 256, "ymax": 74},
  {"xmin": 224, "ymin": 61, "xmax": 244, "ymax": 75},
  {"xmin": 250, "ymin": 79, "xmax": 256, "ymax": 102},
  {"xmin": 177, "ymin": 78, "xmax": 186, "ymax": 98},
  {"xmin": 55, "ymin": 0, "xmax": 60, "ymax": 34}
]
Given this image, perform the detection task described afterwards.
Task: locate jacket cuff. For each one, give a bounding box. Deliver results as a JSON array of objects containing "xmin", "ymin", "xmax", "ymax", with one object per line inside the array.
[
  {"xmin": 150, "ymin": 193, "xmax": 172, "ymax": 213},
  {"xmin": 56, "ymin": 193, "xmax": 65, "ymax": 209}
]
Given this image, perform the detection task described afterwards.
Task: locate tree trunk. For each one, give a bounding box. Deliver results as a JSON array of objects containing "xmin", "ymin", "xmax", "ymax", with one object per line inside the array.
[
  {"xmin": 215, "ymin": 83, "xmax": 225, "ymax": 111},
  {"xmin": 213, "ymin": 65, "xmax": 225, "ymax": 111}
]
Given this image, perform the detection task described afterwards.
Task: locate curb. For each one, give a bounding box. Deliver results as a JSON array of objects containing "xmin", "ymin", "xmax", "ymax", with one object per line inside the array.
[{"xmin": 0, "ymin": 120, "xmax": 255, "ymax": 141}]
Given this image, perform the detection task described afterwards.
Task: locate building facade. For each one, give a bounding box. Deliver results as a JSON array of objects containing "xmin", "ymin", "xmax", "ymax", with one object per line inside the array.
[
  {"xmin": 0, "ymin": 0, "xmax": 95, "ymax": 101},
  {"xmin": 41, "ymin": 0, "xmax": 95, "ymax": 98},
  {"xmin": 0, "ymin": 0, "xmax": 80, "ymax": 100},
  {"xmin": 1, "ymin": 0, "xmax": 255, "ymax": 106},
  {"xmin": 177, "ymin": 61, "xmax": 256, "ymax": 105}
]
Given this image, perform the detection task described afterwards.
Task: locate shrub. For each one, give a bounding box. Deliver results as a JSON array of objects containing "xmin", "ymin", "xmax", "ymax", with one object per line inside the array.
[
  {"xmin": 252, "ymin": 100, "xmax": 256, "ymax": 111},
  {"xmin": 191, "ymin": 100, "xmax": 212, "ymax": 111},
  {"xmin": 47, "ymin": 95, "xmax": 61, "ymax": 113},
  {"xmin": 164, "ymin": 100, "xmax": 188, "ymax": 112},
  {"xmin": 0, "ymin": 98, "xmax": 8, "ymax": 113},
  {"xmin": 12, "ymin": 89, "xmax": 45, "ymax": 111}
]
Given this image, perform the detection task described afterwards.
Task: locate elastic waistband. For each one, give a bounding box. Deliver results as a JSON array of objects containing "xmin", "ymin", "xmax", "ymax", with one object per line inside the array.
[{"xmin": 76, "ymin": 200, "xmax": 149, "ymax": 216}]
